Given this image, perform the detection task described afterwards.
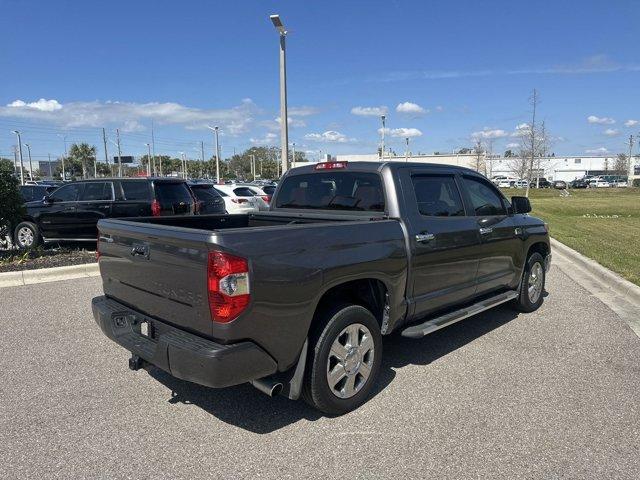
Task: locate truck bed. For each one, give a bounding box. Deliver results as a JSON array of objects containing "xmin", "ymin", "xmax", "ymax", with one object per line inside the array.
[{"xmin": 97, "ymin": 211, "xmax": 408, "ymax": 369}]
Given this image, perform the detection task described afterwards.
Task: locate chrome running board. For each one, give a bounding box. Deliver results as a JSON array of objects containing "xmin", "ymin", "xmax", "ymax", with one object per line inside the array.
[{"xmin": 401, "ymin": 291, "xmax": 518, "ymax": 338}]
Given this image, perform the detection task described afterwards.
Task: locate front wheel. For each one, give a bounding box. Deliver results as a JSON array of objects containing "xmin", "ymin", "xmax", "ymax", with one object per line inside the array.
[
  {"xmin": 511, "ymin": 252, "xmax": 546, "ymax": 312},
  {"xmin": 303, "ymin": 304, "xmax": 382, "ymax": 415}
]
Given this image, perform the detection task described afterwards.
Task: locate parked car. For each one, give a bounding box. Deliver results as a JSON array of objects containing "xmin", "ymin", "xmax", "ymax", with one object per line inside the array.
[
  {"xmin": 19, "ymin": 184, "xmax": 56, "ymax": 203},
  {"xmin": 213, "ymin": 184, "xmax": 261, "ymax": 214},
  {"xmin": 14, "ymin": 178, "xmax": 196, "ymax": 249},
  {"xmin": 530, "ymin": 177, "xmax": 551, "ymax": 188},
  {"xmin": 513, "ymin": 179, "xmax": 528, "ymax": 188},
  {"xmin": 588, "ymin": 179, "xmax": 610, "ymax": 188},
  {"xmin": 261, "ymin": 184, "xmax": 276, "ymax": 197},
  {"xmin": 187, "ymin": 182, "xmax": 227, "ymax": 214},
  {"xmin": 236, "ymin": 184, "xmax": 271, "ymax": 210},
  {"xmin": 93, "ymin": 161, "xmax": 551, "ymax": 415},
  {"xmin": 552, "ymin": 180, "xmax": 567, "ymax": 189},
  {"xmin": 492, "ymin": 176, "xmax": 517, "ymax": 187},
  {"xmin": 569, "ymin": 179, "xmax": 588, "ymax": 189}
]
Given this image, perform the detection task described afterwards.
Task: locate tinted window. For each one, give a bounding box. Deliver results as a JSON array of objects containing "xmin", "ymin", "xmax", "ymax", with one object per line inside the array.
[
  {"xmin": 463, "ymin": 176, "xmax": 506, "ymax": 216},
  {"xmin": 213, "ymin": 187, "xmax": 229, "ymax": 197},
  {"xmin": 412, "ymin": 175, "xmax": 464, "ymax": 217},
  {"xmin": 81, "ymin": 182, "xmax": 113, "ymax": 201},
  {"xmin": 233, "ymin": 187, "xmax": 256, "ymax": 197},
  {"xmin": 154, "ymin": 182, "xmax": 193, "ymax": 204},
  {"xmin": 262, "ymin": 185, "xmax": 276, "ymax": 195},
  {"xmin": 192, "ymin": 188, "xmax": 221, "ymax": 202},
  {"xmin": 276, "ymin": 172, "xmax": 384, "ymax": 211},
  {"xmin": 50, "ymin": 183, "xmax": 83, "ymax": 202},
  {"xmin": 121, "ymin": 181, "xmax": 151, "ymax": 201}
]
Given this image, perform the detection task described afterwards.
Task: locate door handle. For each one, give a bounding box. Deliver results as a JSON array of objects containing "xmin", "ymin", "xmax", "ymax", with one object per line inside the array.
[
  {"xmin": 415, "ymin": 232, "xmax": 435, "ymax": 243},
  {"xmin": 479, "ymin": 227, "xmax": 493, "ymax": 235}
]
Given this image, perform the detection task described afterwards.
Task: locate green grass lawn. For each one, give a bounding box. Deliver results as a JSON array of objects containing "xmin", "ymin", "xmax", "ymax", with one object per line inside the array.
[{"xmin": 502, "ymin": 187, "xmax": 640, "ymax": 286}]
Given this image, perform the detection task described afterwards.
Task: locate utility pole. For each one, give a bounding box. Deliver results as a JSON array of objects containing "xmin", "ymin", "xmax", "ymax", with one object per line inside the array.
[
  {"xmin": 200, "ymin": 141, "xmax": 205, "ymax": 179},
  {"xmin": 151, "ymin": 120, "xmax": 156, "ymax": 176},
  {"xmin": 145, "ymin": 143, "xmax": 152, "ymax": 176},
  {"xmin": 12, "ymin": 145, "xmax": 18, "ymax": 175},
  {"xmin": 59, "ymin": 134, "xmax": 67, "ymax": 181},
  {"xmin": 48, "ymin": 153, "xmax": 53, "ymax": 178},
  {"xmin": 102, "ymin": 128, "xmax": 110, "ymax": 176},
  {"xmin": 250, "ymin": 154, "xmax": 256, "ymax": 180},
  {"xmin": 291, "ymin": 142, "xmax": 296, "ymax": 166},
  {"xmin": 380, "ymin": 115, "xmax": 386, "ymax": 159},
  {"xmin": 24, "ymin": 143, "xmax": 34, "ymax": 180},
  {"xmin": 628, "ymin": 135, "xmax": 635, "ymax": 187},
  {"xmin": 405, "ymin": 137, "xmax": 409, "ymax": 162},
  {"xmin": 12, "ymin": 131, "xmax": 25, "ymax": 185},
  {"xmin": 116, "ymin": 128, "xmax": 123, "ymax": 177},
  {"xmin": 207, "ymin": 126, "xmax": 221, "ymax": 183},
  {"xmin": 270, "ymin": 14, "xmax": 289, "ymax": 174}
]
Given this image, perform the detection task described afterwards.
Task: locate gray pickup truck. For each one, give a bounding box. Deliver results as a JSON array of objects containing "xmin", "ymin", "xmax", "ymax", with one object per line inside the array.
[{"xmin": 93, "ymin": 161, "xmax": 551, "ymax": 414}]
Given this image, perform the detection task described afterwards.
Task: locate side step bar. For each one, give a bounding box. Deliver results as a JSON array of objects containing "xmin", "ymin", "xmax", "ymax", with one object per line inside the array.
[{"xmin": 401, "ymin": 291, "xmax": 518, "ymax": 338}]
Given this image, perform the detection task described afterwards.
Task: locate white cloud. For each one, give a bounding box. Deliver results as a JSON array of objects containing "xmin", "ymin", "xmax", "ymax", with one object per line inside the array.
[
  {"xmin": 587, "ymin": 115, "xmax": 615, "ymax": 125},
  {"xmin": 378, "ymin": 127, "xmax": 423, "ymax": 138},
  {"xmin": 8, "ymin": 98, "xmax": 62, "ymax": 112},
  {"xmin": 275, "ymin": 116, "xmax": 307, "ymax": 128},
  {"xmin": 1, "ymin": 97, "xmax": 258, "ymax": 135},
  {"xmin": 350, "ymin": 106, "xmax": 388, "ymax": 116},
  {"xmin": 471, "ymin": 128, "xmax": 509, "ymax": 139},
  {"xmin": 506, "ymin": 142, "xmax": 519, "ymax": 148},
  {"xmin": 435, "ymin": 105, "xmax": 444, "ymax": 112},
  {"xmin": 288, "ymin": 106, "xmax": 320, "ymax": 117},
  {"xmin": 624, "ymin": 119, "xmax": 638, "ymax": 127},
  {"xmin": 304, "ymin": 130, "xmax": 354, "ymax": 143},
  {"xmin": 396, "ymin": 102, "xmax": 427, "ymax": 115},
  {"xmin": 585, "ymin": 147, "xmax": 609, "ymax": 154},
  {"xmin": 603, "ymin": 128, "xmax": 619, "ymax": 137},
  {"xmin": 250, "ymin": 132, "xmax": 278, "ymax": 145}
]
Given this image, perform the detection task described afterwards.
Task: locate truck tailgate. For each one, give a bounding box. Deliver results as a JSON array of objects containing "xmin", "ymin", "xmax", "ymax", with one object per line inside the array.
[{"xmin": 97, "ymin": 219, "xmax": 214, "ymax": 337}]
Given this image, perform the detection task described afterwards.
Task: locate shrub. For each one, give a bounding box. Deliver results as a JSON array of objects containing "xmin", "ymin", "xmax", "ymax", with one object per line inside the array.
[
  {"xmin": 633, "ymin": 178, "xmax": 640, "ymax": 187},
  {"xmin": 0, "ymin": 159, "xmax": 25, "ymax": 234}
]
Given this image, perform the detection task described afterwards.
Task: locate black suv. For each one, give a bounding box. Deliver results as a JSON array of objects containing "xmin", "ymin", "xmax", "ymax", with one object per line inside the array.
[
  {"xmin": 14, "ymin": 178, "xmax": 196, "ymax": 248},
  {"xmin": 19, "ymin": 184, "xmax": 56, "ymax": 203},
  {"xmin": 187, "ymin": 182, "xmax": 227, "ymax": 214}
]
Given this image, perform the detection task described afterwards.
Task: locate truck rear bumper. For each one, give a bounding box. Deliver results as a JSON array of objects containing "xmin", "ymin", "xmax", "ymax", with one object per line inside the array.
[{"xmin": 91, "ymin": 296, "xmax": 278, "ymax": 388}]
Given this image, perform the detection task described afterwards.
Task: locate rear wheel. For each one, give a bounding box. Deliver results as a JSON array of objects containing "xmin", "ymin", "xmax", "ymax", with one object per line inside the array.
[
  {"xmin": 511, "ymin": 252, "xmax": 545, "ymax": 312},
  {"xmin": 14, "ymin": 221, "xmax": 40, "ymax": 249},
  {"xmin": 303, "ymin": 304, "xmax": 382, "ymax": 415}
]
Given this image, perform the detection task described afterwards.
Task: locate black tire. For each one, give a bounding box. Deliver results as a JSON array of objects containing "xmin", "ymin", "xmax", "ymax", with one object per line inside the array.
[
  {"xmin": 511, "ymin": 252, "xmax": 545, "ymax": 312},
  {"xmin": 14, "ymin": 221, "xmax": 40, "ymax": 249},
  {"xmin": 302, "ymin": 304, "xmax": 382, "ymax": 415}
]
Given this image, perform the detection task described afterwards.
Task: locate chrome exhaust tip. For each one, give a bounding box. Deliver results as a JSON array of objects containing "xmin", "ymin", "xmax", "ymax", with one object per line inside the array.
[{"xmin": 250, "ymin": 378, "xmax": 284, "ymax": 397}]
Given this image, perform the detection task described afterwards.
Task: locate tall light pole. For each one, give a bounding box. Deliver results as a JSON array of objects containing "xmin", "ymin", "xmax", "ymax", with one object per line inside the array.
[
  {"xmin": 405, "ymin": 137, "xmax": 409, "ymax": 162},
  {"xmin": 380, "ymin": 115, "xmax": 386, "ymax": 159},
  {"xmin": 58, "ymin": 134, "xmax": 67, "ymax": 180},
  {"xmin": 207, "ymin": 125, "xmax": 221, "ymax": 183},
  {"xmin": 291, "ymin": 142, "xmax": 296, "ymax": 166},
  {"xmin": 628, "ymin": 135, "xmax": 635, "ymax": 187},
  {"xmin": 200, "ymin": 141, "xmax": 205, "ymax": 179},
  {"xmin": 116, "ymin": 129, "xmax": 123, "ymax": 177},
  {"xmin": 24, "ymin": 143, "xmax": 34, "ymax": 180},
  {"xmin": 12, "ymin": 131, "xmax": 25, "ymax": 185},
  {"xmin": 145, "ymin": 143, "xmax": 152, "ymax": 176},
  {"xmin": 270, "ymin": 14, "xmax": 289, "ymax": 175},
  {"xmin": 102, "ymin": 128, "xmax": 110, "ymax": 177}
]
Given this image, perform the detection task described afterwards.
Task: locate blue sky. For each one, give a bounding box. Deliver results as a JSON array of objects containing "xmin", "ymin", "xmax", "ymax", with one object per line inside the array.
[{"xmin": 1, "ymin": 0, "xmax": 639, "ymax": 163}]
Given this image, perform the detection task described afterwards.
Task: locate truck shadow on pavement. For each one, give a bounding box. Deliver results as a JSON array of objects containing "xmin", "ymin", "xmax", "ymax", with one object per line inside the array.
[{"xmin": 149, "ymin": 304, "xmax": 520, "ymax": 434}]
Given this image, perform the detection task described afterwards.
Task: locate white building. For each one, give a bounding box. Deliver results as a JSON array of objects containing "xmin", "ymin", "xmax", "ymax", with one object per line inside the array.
[{"xmin": 310, "ymin": 153, "xmax": 639, "ymax": 182}]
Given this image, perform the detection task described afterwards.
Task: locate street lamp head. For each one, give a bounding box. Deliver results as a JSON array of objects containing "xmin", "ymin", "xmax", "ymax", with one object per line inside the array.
[
  {"xmin": 270, "ymin": 14, "xmax": 286, "ymax": 34},
  {"xmin": 12, "ymin": 130, "xmax": 20, "ymax": 135}
]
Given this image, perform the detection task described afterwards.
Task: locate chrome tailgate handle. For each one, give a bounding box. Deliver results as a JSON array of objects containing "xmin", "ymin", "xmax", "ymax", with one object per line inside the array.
[{"xmin": 415, "ymin": 233, "xmax": 435, "ymax": 243}]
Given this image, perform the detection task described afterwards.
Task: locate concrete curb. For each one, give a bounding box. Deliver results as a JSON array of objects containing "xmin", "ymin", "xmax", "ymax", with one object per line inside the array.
[
  {"xmin": 0, "ymin": 263, "xmax": 99, "ymax": 288},
  {"xmin": 550, "ymin": 238, "xmax": 640, "ymax": 306}
]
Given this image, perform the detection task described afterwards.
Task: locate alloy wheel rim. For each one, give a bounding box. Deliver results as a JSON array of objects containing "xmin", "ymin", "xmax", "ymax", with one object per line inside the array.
[
  {"xmin": 18, "ymin": 227, "xmax": 34, "ymax": 247},
  {"xmin": 326, "ymin": 323, "xmax": 374, "ymax": 399},
  {"xmin": 528, "ymin": 262, "xmax": 543, "ymax": 303}
]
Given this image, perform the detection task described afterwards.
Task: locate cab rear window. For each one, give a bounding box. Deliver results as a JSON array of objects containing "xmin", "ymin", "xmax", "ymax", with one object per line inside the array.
[
  {"xmin": 154, "ymin": 182, "xmax": 193, "ymax": 204},
  {"xmin": 275, "ymin": 172, "xmax": 384, "ymax": 211}
]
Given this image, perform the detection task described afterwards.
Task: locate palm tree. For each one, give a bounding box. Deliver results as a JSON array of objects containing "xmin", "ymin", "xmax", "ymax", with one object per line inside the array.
[{"xmin": 68, "ymin": 143, "xmax": 96, "ymax": 179}]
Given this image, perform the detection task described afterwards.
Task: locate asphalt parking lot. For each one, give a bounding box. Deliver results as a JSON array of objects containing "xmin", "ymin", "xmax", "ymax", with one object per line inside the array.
[{"xmin": 1, "ymin": 267, "xmax": 639, "ymax": 479}]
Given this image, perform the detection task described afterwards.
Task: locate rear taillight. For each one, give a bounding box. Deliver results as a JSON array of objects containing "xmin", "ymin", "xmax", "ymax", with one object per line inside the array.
[
  {"xmin": 315, "ymin": 161, "xmax": 347, "ymax": 170},
  {"xmin": 231, "ymin": 198, "xmax": 248, "ymax": 204},
  {"xmin": 207, "ymin": 251, "xmax": 250, "ymax": 323},
  {"xmin": 261, "ymin": 195, "xmax": 270, "ymax": 203},
  {"xmin": 151, "ymin": 199, "xmax": 161, "ymax": 216}
]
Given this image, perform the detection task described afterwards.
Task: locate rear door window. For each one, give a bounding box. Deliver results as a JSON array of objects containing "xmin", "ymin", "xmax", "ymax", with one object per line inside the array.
[
  {"xmin": 275, "ymin": 172, "xmax": 385, "ymax": 211},
  {"xmin": 80, "ymin": 182, "xmax": 113, "ymax": 201},
  {"xmin": 192, "ymin": 188, "xmax": 221, "ymax": 202},
  {"xmin": 411, "ymin": 175, "xmax": 465, "ymax": 217},
  {"xmin": 121, "ymin": 181, "xmax": 151, "ymax": 201}
]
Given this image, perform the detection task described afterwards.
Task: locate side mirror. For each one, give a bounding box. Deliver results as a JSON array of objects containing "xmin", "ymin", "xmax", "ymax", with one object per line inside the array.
[{"xmin": 511, "ymin": 196, "xmax": 531, "ymax": 214}]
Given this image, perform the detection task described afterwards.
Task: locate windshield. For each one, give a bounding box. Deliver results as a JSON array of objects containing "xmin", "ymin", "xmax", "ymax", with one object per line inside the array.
[{"xmin": 275, "ymin": 172, "xmax": 385, "ymax": 211}]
